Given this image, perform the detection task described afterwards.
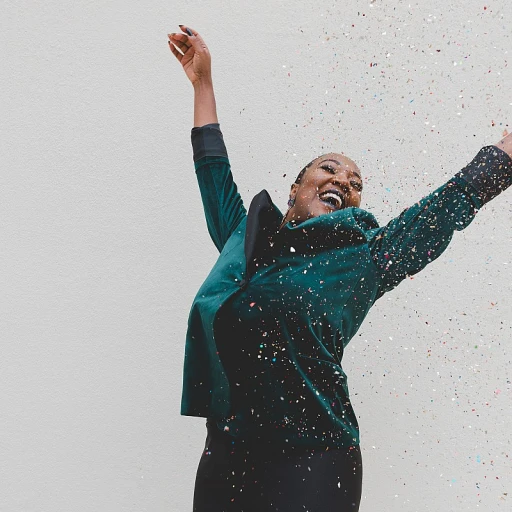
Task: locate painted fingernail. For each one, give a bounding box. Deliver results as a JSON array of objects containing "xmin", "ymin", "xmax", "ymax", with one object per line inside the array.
[{"xmin": 185, "ymin": 28, "xmax": 193, "ymax": 36}]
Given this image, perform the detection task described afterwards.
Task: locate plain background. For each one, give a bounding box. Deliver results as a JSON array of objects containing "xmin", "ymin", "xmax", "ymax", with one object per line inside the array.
[{"xmin": 1, "ymin": 1, "xmax": 511, "ymax": 510}]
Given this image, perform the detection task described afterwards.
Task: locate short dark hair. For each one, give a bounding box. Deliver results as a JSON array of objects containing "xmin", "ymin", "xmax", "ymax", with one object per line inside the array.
[{"xmin": 294, "ymin": 157, "xmax": 318, "ymax": 184}]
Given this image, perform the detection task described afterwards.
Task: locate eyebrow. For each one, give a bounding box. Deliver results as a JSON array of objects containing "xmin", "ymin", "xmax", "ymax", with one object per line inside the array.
[{"xmin": 319, "ymin": 159, "xmax": 362, "ymax": 179}]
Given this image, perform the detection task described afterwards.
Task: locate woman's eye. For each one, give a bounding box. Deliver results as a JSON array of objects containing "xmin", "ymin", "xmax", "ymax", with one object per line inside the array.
[{"xmin": 320, "ymin": 165, "xmax": 362, "ymax": 191}]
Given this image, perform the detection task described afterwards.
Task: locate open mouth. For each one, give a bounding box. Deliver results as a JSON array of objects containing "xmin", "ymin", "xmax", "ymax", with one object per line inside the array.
[{"xmin": 319, "ymin": 190, "xmax": 345, "ymax": 210}]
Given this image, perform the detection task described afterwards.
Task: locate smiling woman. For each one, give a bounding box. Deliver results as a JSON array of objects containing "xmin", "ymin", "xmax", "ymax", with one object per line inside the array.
[
  {"xmin": 281, "ymin": 153, "xmax": 364, "ymax": 229},
  {"xmin": 168, "ymin": 25, "xmax": 512, "ymax": 512}
]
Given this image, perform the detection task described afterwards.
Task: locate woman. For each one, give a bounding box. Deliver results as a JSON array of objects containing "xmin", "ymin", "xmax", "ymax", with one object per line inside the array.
[{"xmin": 168, "ymin": 26, "xmax": 512, "ymax": 511}]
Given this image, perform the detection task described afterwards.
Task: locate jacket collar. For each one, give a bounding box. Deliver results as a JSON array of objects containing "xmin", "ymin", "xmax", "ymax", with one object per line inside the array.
[{"xmin": 244, "ymin": 189, "xmax": 380, "ymax": 280}]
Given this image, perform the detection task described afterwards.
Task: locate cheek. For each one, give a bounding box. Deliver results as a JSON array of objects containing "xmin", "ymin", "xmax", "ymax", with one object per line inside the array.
[
  {"xmin": 350, "ymin": 192, "xmax": 362, "ymax": 206},
  {"xmin": 298, "ymin": 188, "xmax": 319, "ymax": 204}
]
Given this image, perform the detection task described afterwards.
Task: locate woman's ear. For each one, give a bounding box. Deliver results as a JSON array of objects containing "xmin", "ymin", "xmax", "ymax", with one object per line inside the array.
[{"xmin": 289, "ymin": 183, "xmax": 299, "ymax": 200}]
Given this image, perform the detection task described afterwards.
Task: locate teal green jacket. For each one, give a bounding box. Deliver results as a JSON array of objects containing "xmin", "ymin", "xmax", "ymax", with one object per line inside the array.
[{"xmin": 182, "ymin": 124, "xmax": 512, "ymax": 447}]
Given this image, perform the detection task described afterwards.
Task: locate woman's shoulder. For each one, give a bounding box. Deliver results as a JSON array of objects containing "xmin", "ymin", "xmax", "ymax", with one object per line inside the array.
[{"xmin": 346, "ymin": 207, "xmax": 380, "ymax": 232}]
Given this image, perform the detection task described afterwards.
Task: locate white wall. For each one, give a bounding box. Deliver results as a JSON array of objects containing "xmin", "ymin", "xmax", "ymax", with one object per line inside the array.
[{"xmin": 1, "ymin": 1, "xmax": 510, "ymax": 510}]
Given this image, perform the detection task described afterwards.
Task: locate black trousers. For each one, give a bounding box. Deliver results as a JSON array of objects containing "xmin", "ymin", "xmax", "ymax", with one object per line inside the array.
[{"xmin": 193, "ymin": 422, "xmax": 362, "ymax": 512}]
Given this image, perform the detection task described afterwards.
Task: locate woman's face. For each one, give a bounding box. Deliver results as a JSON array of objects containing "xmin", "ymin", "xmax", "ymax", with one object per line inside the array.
[{"xmin": 285, "ymin": 153, "xmax": 363, "ymax": 224}]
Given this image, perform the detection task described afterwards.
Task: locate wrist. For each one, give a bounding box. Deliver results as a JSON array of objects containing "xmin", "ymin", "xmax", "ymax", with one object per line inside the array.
[
  {"xmin": 193, "ymin": 78, "xmax": 218, "ymax": 127},
  {"xmin": 494, "ymin": 131, "xmax": 512, "ymax": 159},
  {"xmin": 192, "ymin": 77, "xmax": 214, "ymax": 91}
]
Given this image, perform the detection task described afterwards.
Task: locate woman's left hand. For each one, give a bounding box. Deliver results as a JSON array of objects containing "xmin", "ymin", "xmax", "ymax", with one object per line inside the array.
[{"xmin": 494, "ymin": 129, "xmax": 512, "ymax": 158}]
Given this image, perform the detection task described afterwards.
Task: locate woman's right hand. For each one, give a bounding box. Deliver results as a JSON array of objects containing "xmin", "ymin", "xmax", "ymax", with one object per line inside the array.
[{"xmin": 168, "ymin": 26, "xmax": 212, "ymax": 86}]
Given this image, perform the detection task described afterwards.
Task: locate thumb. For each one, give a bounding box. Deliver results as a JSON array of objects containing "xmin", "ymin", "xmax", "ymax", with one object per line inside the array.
[{"xmin": 179, "ymin": 25, "xmax": 209, "ymax": 52}]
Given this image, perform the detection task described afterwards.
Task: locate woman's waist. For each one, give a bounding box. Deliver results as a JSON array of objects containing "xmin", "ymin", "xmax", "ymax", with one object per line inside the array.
[{"xmin": 205, "ymin": 411, "xmax": 360, "ymax": 450}]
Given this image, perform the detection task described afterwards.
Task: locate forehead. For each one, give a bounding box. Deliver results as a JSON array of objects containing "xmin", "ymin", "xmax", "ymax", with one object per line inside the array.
[{"xmin": 313, "ymin": 153, "xmax": 361, "ymax": 176}]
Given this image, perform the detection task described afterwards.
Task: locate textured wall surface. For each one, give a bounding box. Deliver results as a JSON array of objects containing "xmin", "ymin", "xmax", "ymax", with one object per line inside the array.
[{"xmin": 1, "ymin": 1, "xmax": 511, "ymax": 511}]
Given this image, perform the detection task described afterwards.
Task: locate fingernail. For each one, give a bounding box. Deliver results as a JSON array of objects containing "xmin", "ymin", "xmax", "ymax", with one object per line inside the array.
[{"xmin": 185, "ymin": 28, "xmax": 193, "ymax": 36}]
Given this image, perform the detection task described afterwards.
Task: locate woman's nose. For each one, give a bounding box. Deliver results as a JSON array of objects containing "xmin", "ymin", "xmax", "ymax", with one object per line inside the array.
[{"xmin": 331, "ymin": 175, "xmax": 350, "ymax": 192}]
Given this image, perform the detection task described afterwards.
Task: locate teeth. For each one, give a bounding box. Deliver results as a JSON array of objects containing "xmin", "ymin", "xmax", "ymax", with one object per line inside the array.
[{"xmin": 320, "ymin": 192, "xmax": 342, "ymax": 209}]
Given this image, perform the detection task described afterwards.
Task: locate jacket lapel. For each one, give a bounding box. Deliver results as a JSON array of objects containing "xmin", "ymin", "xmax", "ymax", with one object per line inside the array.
[{"xmin": 244, "ymin": 190, "xmax": 283, "ymax": 280}]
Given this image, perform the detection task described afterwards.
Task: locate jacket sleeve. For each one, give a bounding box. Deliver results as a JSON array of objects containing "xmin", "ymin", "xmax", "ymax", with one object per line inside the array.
[
  {"xmin": 367, "ymin": 145, "xmax": 512, "ymax": 299},
  {"xmin": 192, "ymin": 123, "xmax": 247, "ymax": 253}
]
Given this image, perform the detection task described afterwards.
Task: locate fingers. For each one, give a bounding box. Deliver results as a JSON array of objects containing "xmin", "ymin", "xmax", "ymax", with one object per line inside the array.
[
  {"xmin": 167, "ymin": 25, "xmax": 210, "ymax": 71},
  {"xmin": 178, "ymin": 25, "xmax": 209, "ymax": 53},
  {"xmin": 168, "ymin": 33, "xmax": 189, "ymax": 54},
  {"xmin": 168, "ymin": 40, "xmax": 183, "ymax": 62}
]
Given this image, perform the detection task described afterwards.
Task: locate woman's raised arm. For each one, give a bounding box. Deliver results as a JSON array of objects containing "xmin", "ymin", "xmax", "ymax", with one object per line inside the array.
[
  {"xmin": 367, "ymin": 138, "xmax": 512, "ymax": 299},
  {"xmin": 168, "ymin": 25, "xmax": 218, "ymax": 127},
  {"xmin": 168, "ymin": 26, "xmax": 246, "ymax": 252}
]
